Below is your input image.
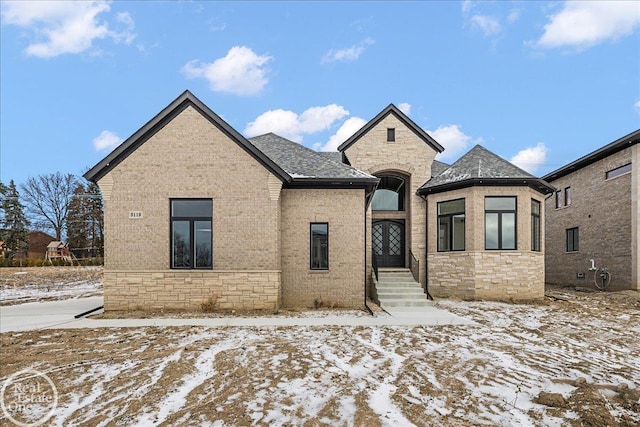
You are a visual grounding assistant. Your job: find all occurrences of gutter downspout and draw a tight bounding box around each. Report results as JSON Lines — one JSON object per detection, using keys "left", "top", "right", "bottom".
{"left": 421, "top": 192, "right": 433, "bottom": 300}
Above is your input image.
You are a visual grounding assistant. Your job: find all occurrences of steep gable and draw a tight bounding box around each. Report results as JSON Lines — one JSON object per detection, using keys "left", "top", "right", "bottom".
{"left": 337, "top": 104, "right": 444, "bottom": 153}
{"left": 84, "top": 90, "right": 289, "bottom": 183}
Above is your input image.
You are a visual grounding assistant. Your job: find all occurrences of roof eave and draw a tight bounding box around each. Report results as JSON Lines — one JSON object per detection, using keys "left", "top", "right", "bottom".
{"left": 542, "top": 129, "right": 640, "bottom": 182}
{"left": 417, "top": 177, "right": 555, "bottom": 197}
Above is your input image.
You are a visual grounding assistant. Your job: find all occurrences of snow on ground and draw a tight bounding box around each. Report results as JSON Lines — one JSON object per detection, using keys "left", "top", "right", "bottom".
{"left": 1, "top": 290, "right": 639, "bottom": 426}
{"left": 0, "top": 280, "right": 102, "bottom": 305}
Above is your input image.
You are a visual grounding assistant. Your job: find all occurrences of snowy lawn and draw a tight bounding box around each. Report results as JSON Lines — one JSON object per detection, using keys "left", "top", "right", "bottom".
{"left": 0, "top": 267, "right": 102, "bottom": 305}
{"left": 1, "top": 287, "right": 639, "bottom": 426}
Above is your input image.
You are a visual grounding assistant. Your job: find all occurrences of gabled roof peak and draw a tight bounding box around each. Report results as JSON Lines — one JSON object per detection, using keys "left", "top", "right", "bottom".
{"left": 337, "top": 104, "right": 444, "bottom": 153}
{"left": 84, "top": 90, "right": 291, "bottom": 183}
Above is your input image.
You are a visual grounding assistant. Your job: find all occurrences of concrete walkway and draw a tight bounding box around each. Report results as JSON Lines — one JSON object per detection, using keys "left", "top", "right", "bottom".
{"left": 0, "top": 297, "right": 475, "bottom": 333}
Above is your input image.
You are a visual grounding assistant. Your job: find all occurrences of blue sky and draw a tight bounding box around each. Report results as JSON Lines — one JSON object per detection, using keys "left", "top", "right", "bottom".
{"left": 1, "top": 1, "right": 639, "bottom": 187}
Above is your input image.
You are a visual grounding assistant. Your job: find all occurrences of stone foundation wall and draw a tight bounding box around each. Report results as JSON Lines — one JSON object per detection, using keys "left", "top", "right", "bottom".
{"left": 428, "top": 251, "right": 544, "bottom": 301}
{"left": 103, "top": 270, "right": 281, "bottom": 311}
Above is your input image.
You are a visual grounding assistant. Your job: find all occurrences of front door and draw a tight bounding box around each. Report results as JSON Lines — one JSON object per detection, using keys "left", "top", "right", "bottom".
{"left": 372, "top": 220, "right": 405, "bottom": 268}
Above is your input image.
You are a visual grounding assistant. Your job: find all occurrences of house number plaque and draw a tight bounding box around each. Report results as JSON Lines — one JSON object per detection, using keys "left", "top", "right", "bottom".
{"left": 129, "top": 211, "right": 143, "bottom": 219}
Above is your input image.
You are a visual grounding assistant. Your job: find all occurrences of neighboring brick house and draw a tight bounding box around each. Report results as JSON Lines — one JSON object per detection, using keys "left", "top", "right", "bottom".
{"left": 85, "top": 91, "right": 554, "bottom": 311}
{"left": 27, "top": 231, "right": 56, "bottom": 260}
{"left": 543, "top": 129, "right": 640, "bottom": 290}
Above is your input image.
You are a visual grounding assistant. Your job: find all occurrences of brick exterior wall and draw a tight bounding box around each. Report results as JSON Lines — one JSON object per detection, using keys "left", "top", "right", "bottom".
{"left": 98, "top": 105, "right": 283, "bottom": 310}
{"left": 545, "top": 146, "right": 637, "bottom": 290}
{"left": 426, "top": 186, "right": 546, "bottom": 300}
{"left": 280, "top": 189, "right": 365, "bottom": 308}
{"left": 343, "top": 113, "right": 437, "bottom": 287}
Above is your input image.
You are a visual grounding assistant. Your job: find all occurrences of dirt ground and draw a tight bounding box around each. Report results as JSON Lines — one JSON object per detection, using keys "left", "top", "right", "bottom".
{"left": 0, "top": 268, "right": 639, "bottom": 426}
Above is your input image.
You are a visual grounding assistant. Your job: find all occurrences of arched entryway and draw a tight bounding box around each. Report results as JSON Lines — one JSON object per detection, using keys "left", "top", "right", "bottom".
{"left": 371, "top": 173, "right": 409, "bottom": 268}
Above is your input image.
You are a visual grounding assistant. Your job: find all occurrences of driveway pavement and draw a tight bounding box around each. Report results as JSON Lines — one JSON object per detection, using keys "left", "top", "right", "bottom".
{"left": 0, "top": 297, "right": 474, "bottom": 332}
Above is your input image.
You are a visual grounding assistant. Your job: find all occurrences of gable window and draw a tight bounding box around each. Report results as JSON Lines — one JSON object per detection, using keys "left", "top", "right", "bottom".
{"left": 564, "top": 187, "right": 571, "bottom": 206}
{"left": 485, "top": 196, "right": 517, "bottom": 250}
{"left": 555, "top": 190, "right": 562, "bottom": 209}
{"left": 566, "top": 227, "right": 579, "bottom": 252}
{"left": 387, "top": 128, "right": 395, "bottom": 142}
{"left": 438, "top": 199, "right": 465, "bottom": 251}
{"left": 372, "top": 175, "right": 405, "bottom": 211}
{"left": 531, "top": 199, "right": 541, "bottom": 252}
{"left": 310, "top": 223, "right": 329, "bottom": 270}
{"left": 606, "top": 163, "right": 631, "bottom": 179}
{"left": 171, "top": 199, "right": 212, "bottom": 269}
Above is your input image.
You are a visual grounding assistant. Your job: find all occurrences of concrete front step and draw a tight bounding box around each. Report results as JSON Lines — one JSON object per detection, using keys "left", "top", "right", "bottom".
{"left": 380, "top": 299, "right": 433, "bottom": 308}
{"left": 377, "top": 286, "right": 425, "bottom": 294}
{"left": 376, "top": 267, "right": 432, "bottom": 309}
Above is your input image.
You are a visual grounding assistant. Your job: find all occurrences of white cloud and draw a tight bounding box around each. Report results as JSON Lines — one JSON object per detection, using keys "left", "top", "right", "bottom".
{"left": 634, "top": 100, "right": 640, "bottom": 115}
{"left": 244, "top": 105, "right": 349, "bottom": 142}
{"left": 397, "top": 103, "right": 411, "bottom": 116}
{"left": 92, "top": 130, "right": 122, "bottom": 151}
{"left": 181, "top": 46, "right": 272, "bottom": 96}
{"left": 317, "top": 117, "right": 367, "bottom": 152}
{"left": 321, "top": 38, "right": 374, "bottom": 64}
{"left": 535, "top": 1, "right": 640, "bottom": 50}
{"left": 470, "top": 14, "right": 502, "bottom": 36}
{"left": 1, "top": 0, "right": 136, "bottom": 58}
{"left": 510, "top": 143, "right": 548, "bottom": 174}
{"left": 507, "top": 9, "right": 520, "bottom": 24}
{"left": 431, "top": 125, "right": 478, "bottom": 162}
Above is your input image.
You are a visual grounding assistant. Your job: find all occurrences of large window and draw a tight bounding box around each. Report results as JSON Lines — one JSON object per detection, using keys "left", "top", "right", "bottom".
{"left": 531, "top": 199, "right": 541, "bottom": 252}
{"left": 171, "top": 199, "right": 212, "bottom": 269}
{"left": 372, "top": 176, "right": 406, "bottom": 211}
{"left": 566, "top": 227, "right": 579, "bottom": 252}
{"left": 555, "top": 191, "right": 562, "bottom": 209}
{"left": 310, "top": 223, "right": 329, "bottom": 270}
{"left": 564, "top": 187, "right": 571, "bottom": 206}
{"left": 485, "top": 196, "right": 517, "bottom": 250}
{"left": 438, "top": 199, "right": 465, "bottom": 251}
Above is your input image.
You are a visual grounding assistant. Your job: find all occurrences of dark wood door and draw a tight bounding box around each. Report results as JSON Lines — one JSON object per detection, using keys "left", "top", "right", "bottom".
{"left": 372, "top": 220, "right": 405, "bottom": 268}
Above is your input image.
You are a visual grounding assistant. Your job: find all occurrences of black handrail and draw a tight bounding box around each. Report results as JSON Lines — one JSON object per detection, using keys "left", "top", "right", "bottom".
{"left": 372, "top": 250, "right": 379, "bottom": 282}
{"left": 410, "top": 250, "right": 433, "bottom": 300}
{"left": 409, "top": 250, "right": 419, "bottom": 282}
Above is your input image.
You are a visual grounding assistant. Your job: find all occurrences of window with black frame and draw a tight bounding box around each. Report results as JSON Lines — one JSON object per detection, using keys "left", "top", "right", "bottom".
{"left": 531, "top": 199, "right": 541, "bottom": 252}
{"left": 485, "top": 196, "right": 517, "bottom": 250}
{"left": 310, "top": 223, "right": 328, "bottom": 270}
{"left": 438, "top": 198, "right": 465, "bottom": 251}
{"left": 170, "top": 199, "right": 212, "bottom": 269}
{"left": 566, "top": 227, "right": 579, "bottom": 252}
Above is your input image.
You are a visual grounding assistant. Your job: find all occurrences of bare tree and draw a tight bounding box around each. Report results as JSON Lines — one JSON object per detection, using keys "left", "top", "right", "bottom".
{"left": 20, "top": 173, "right": 79, "bottom": 241}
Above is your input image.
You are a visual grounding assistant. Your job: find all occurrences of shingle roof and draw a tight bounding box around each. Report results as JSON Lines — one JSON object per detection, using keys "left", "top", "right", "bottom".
{"left": 318, "top": 151, "right": 343, "bottom": 163}
{"left": 419, "top": 145, "right": 554, "bottom": 195}
{"left": 248, "top": 133, "right": 376, "bottom": 181}
{"left": 431, "top": 160, "right": 450, "bottom": 177}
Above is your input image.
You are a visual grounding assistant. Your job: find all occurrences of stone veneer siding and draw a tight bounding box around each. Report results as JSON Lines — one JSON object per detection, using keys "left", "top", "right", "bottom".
{"left": 280, "top": 188, "right": 365, "bottom": 308}
{"left": 343, "top": 113, "right": 437, "bottom": 288}
{"left": 104, "top": 271, "right": 280, "bottom": 311}
{"left": 545, "top": 146, "right": 637, "bottom": 290}
{"left": 98, "top": 105, "right": 283, "bottom": 311}
{"left": 427, "top": 186, "right": 546, "bottom": 300}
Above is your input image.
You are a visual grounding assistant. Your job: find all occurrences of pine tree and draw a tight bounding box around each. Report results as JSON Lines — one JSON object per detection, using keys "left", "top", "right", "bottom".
{"left": 1, "top": 180, "right": 30, "bottom": 259}
{"left": 66, "top": 183, "right": 89, "bottom": 251}
{"left": 87, "top": 182, "right": 104, "bottom": 256}
{"left": 65, "top": 182, "right": 104, "bottom": 257}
